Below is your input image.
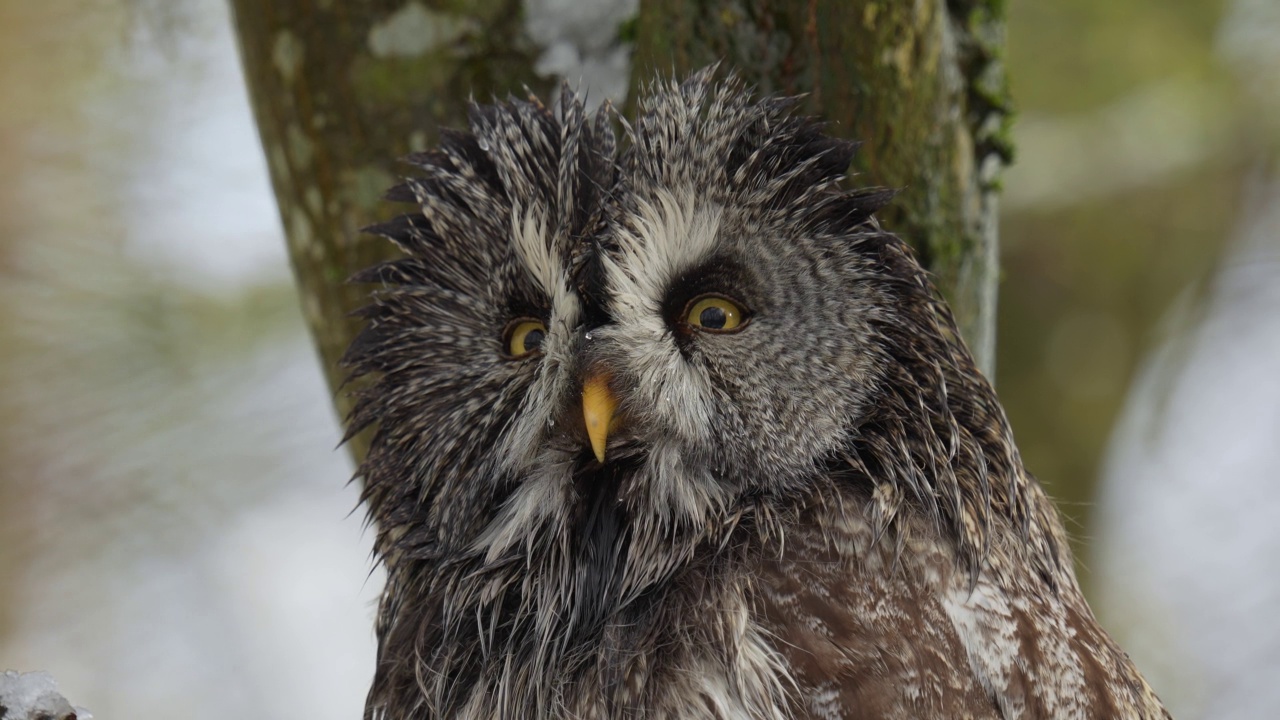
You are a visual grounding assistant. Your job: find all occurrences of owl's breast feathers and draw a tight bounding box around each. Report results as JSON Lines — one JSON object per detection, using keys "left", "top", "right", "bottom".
{"left": 750, "top": 490, "right": 1171, "bottom": 719}
{"left": 367, "top": 478, "right": 1169, "bottom": 719}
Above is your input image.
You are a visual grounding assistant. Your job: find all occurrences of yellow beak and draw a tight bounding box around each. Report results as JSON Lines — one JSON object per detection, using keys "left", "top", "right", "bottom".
{"left": 581, "top": 373, "right": 618, "bottom": 464}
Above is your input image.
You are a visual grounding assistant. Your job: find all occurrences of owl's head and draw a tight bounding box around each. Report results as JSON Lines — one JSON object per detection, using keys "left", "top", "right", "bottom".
{"left": 346, "top": 68, "right": 1020, "bottom": 583}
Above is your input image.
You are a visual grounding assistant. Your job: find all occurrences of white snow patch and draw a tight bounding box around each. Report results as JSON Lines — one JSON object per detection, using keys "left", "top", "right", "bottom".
{"left": 524, "top": 0, "right": 638, "bottom": 108}
{"left": 368, "top": 2, "right": 476, "bottom": 59}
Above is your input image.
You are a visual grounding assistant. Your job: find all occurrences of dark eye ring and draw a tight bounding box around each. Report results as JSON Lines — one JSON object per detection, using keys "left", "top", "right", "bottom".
{"left": 681, "top": 294, "right": 749, "bottom": 333}
{"left": 503, "top": 318, "right": 547, "bottom": 358}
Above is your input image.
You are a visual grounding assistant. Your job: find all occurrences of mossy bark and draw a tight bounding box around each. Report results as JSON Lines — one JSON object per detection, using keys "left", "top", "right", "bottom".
{"left": 230, "top": 1, "right": 552, "bottom": 456}
{"left": 629, "top": 0, "right": 1012, "bottom": 374}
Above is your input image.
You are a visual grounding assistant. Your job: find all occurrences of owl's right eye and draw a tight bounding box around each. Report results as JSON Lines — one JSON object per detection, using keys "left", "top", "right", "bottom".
{"left": 504, "top": 318, "right": 547, "bottom": 358}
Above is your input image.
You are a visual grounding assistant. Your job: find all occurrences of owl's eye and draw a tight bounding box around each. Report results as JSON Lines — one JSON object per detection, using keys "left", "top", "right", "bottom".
{"left": 504, "top": 318, "right": 547, "bottom": 358}
{"left": 683, "top": 295, "right": 747, "bottom": 333}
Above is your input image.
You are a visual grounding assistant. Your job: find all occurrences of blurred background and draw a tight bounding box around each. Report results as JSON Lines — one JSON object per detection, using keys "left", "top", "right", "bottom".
{"left": 0, "top": 0, "right": 1276, "bottom": 718}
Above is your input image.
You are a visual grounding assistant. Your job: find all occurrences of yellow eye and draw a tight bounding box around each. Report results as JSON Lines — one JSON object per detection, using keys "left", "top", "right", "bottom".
{"left": 505, "top": 319, "right": 547, "bottom": 358}
{"left": 684, "top": 295, "right": 746, "bottom": 332}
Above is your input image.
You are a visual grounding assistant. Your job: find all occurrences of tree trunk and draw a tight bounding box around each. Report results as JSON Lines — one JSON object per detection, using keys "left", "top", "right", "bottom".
{"left": 628, "top": 0, "right": 1011, "bottom": 374}
{"left": 231, "top": 0, "right": 1009, "bottom": 462}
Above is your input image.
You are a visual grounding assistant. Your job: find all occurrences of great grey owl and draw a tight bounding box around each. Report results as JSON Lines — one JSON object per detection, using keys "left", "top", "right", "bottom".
{"left": 342, "top": 68, "right": 1171, "bottom": 719}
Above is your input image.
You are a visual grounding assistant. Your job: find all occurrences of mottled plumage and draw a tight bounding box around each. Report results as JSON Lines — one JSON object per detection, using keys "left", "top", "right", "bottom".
{"left": 343, "top": 68, "right": 1170, "bottom": 719}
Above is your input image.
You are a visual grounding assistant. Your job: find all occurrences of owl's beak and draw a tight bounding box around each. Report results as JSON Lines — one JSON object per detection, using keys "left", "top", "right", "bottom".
{"left": 581, "top": 373, "right": 618, "bottom": 464}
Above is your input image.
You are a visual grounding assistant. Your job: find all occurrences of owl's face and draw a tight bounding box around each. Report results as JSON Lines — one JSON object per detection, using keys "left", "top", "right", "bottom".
{"left": 349, "top": 72, "right": 898, "bottom": 567}
{"left": 350, "top": 72, "right": 1026, "bottom": 718}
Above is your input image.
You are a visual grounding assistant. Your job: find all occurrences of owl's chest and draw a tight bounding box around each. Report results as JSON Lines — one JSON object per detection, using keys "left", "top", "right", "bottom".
{"left": 546, "top": 510, "right": 984, "bottom": 720}
{"left": 447, "top": 498, "right": 998, "bottom": 719}
{"left": 559, "top": 606, "right": 794, "bottom": 720}
{"left": 449, "top": 549, "right": 794, "bottom": 719}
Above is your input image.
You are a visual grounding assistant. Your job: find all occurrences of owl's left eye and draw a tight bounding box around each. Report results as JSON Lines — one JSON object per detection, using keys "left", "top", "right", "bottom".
{"left": 683, "top": 295, "right": 748, "bottom": 333}
{"left": 504, "top": 318, "right": 547, "bottom": 358}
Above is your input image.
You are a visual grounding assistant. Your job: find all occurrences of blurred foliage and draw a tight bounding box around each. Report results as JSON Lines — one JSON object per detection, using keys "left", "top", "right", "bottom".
{"left": 0, "top": 0, "right": 333, "bottom": 693}
{"left": 998, "top": 0, "right": 1248, "bottom": 565}
{"left": 1011, "top": 0, "right": 1228, "bottom": 113}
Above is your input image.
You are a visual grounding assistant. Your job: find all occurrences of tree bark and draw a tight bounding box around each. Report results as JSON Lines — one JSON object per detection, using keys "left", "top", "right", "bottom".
{"left": 628, "top": 0, "right": 1011, "bottom": 374}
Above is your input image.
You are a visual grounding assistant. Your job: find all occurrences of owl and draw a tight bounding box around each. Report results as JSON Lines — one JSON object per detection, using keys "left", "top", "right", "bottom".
{"left": 342, "top": 68, "right": 1171, "bottom": 719}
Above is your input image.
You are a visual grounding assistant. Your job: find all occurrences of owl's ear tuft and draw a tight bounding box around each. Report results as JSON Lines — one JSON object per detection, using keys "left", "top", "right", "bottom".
{"left": 363, "top": 213, "right": 438, "bottom": 257}
{"left": 728, "top": 116, "right": 864, "bottom": 212}
{"left": 466, "top": 98, "right": 561, "bottom": 206}
{"left": 437, "top": 128, "right": 504, "bottom": 193}
{"left": 347, "top": 258, "right": 432, "bottom": 287}
{"left": 382, "top": 182, "right": 417, "bottom": 203}
{"left": 807, "top": 187, "right": 898, "bottom": 237}
{"left": 726, "top": 118, "right": 855, "bottom": 188}
{"left": 807, "top": 133, "right": 859, "bottom": 185}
